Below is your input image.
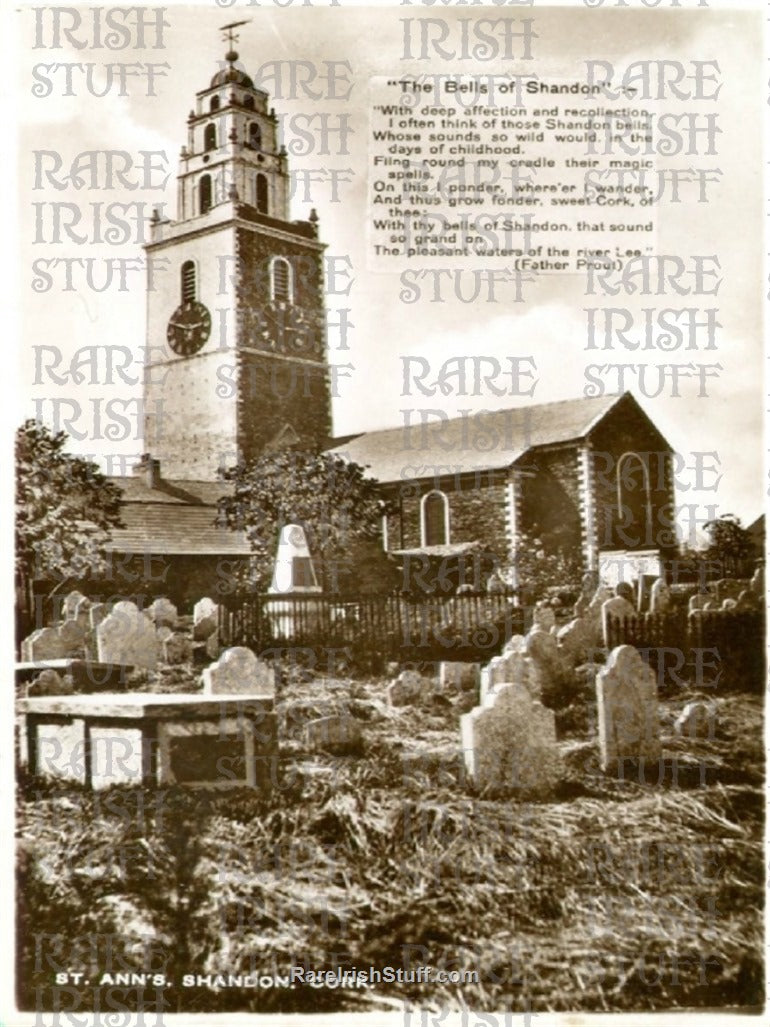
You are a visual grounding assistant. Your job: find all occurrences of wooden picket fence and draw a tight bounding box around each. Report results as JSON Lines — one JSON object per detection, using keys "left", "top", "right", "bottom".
{"left": 218, "top": 591, "right": 525, "bottom": 664}
{"left": 606, "top": 608, "right": 765, "bottom": 688}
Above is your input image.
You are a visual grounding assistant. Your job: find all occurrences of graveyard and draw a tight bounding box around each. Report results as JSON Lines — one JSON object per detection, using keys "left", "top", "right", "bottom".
{"left": 14, "top": 552, "right": 765, "bottom": 1014}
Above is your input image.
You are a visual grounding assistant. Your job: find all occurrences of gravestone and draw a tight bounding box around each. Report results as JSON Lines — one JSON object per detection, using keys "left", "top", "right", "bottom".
{"left": 96, "top": 602, "right": 159, "bottom": 669}
{"left": 736, "top": 589, "right": 759, "bottom": 611}
{"left": 62, "top": 590, "right": 88, "bottom": 621}
{"left": 584, "top": 585, "right": 615, "bottom": 646}
{"left": 439, "top": 662, "right": 479, "bottom": 693}
{"left": 460, "top": 682, "right": 563, "bottom": 797}
{"left": 480, "top": 650, "right": 537, "bottom": 704}
{"left": 601, "top": 596, "right": 638, "bottom": 648}
{"left": 721, "top": 598, "right": 737, "bottom": 611}
{"left": 556, "top": 617, "right": 591, "bottom": 667}
{"left": 21, "top": 627, "right": 66, "bottom": 663}
{"left": 89, "top": 603, "right": 110, "bottom": 630}
{"left": 305, "top": 715, "right": 362, "bottom": 754}
{"left": 649, "top": 578, "right": 671, "bottom": 614}
{"left": 689, "top": 593, "right": 710, "bottom": 614}
{"left": 202, "top": 647, "right": 275, "bottom": 696}
{"left": 713, "top": 578, "right": 744, "bottom": 604}
{"left": 615, "top": 581, "right": 636, "bottom": 605}
{"left": 703, "top": 600, "right": 717, "bottom": 611}
{"left": 387, "top": 670, "right": 424, "bottom": 707}
{"left": 73, "top": 597, "right": 92, "bottom": 629}
{"left": 596, "top": 645, "right": 661, "bottom": 771}
{"left": 58, "top": 620, "right": 87, "bottom": 657}
{"left": 161, "top": 632, "right": 193, "bottom": 665}
{"left": 525, "top": 628, "right": 565, "bottom": 702}
{"left": 193, "top": 597, "right": 219, "bottom": 640}
{"left": 751, "top": 566, "right": 763, "bottom": 597}
{"left": 147, "top": 597, "right": 178, "bottom": 629}
{"left": 674, "top": 701, "right": 715, "bottom": 740}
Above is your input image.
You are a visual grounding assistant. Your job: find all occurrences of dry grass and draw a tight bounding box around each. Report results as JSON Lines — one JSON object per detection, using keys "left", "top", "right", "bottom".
{"left": 16, "top": 668, "right": 764, "bottom": 1014}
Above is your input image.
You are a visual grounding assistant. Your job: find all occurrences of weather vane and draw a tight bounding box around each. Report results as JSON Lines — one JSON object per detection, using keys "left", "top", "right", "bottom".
{"left": 220, "top": 19, "right": 250, "bottom": 57}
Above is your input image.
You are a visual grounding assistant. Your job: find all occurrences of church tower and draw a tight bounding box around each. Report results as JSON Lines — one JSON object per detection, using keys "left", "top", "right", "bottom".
{"left": 143, "top": 25, "right": 331, "bottom": 480}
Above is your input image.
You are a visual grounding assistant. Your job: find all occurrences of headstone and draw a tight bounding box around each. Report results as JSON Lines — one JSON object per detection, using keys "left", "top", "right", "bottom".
{"left": 649, "top": 578, "right": 671, "bottom": 614}
{"left": 556, "top": 617, "right": 591, "bottom": 667}
{"left": 387, "top": 670, "right": 424, "bottom": 707}
{"left": 480, "top": 650, "right": 538, "bottom": 704}
{"left": 202, "top": 646, "right": 275, "bottom": 696}
{"left": 583, "top": 585, "right": 615, "bottom": 646}
{"left": 57, "top": 619, "right": 87, "bottom": 657}
{"left": 62, "top": 590, "right": 88, "bottom": 620}
{"left": 96, "top": 602, "right": 160, "bottom": 669}
{"left": 596, "top": 645, "right": 661, "bottom": 771}
{"left": 205, "top": 632, "right": 221, "bottom": 660}
{"left": 601, "top": 596, "right": 638, "bottom": 648}
{"left": 689, "top": 593, "right": 710, "bottom": 614}
{"left": 73, "top": 597, "right": 92, "bottom": 629}
{"left": 736, "top": 589, "right": 759, "bottom": 611}
{"left": 525, "top": 628, "right": 564, "bottom": 701}
{"left": 439, "top": 662, "right": 479, "bottom": 693}
{"left": 712, "top": 578, "right": 744, "bottom": 604}
{"left": 721, "top": 598, "right": 737, "bottom": 611}
{"left": 21, "top": 627, "right": 66, "bottom": 663}
{"left": 161, "top": 632, "right": 193, "bottom": 665}
{"left": 89, "top": 603, "right": 110, "bottom": 630}
{"left": 147, "top": 597, "right": 178, "bottom": 628}
{"left": 460, "top": 682, "right": 563, "bottom": 797}
{"left": 532, "top": 602, "right": 555, "bottom": 633}
{"left": 193, "top": 597, "right": 219, "bottom": 640}
{"left": 615, "top": 581, "right": 636, "bottom": 605}
{"left": 703, "top": 600, "right": 718, "bottom": 611}
{"left": 674, "top": 701, "right": 715, "bottom": 740}
{"left": 305, "top": 715, "right": 362, "bottom": 754}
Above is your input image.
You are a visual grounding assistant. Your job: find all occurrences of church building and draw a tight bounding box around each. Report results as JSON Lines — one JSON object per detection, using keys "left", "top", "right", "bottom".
{"left": 101, "top": 38, "right": 677, "bottom": 603}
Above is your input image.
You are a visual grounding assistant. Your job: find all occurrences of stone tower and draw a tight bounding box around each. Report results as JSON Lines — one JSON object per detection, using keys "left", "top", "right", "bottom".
{"left": 143, "top": 32, "right": 330, "bottom": 480}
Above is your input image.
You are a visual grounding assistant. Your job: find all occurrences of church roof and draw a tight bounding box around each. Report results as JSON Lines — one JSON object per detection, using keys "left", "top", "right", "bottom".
{"left": 326, "top": 393, "right": 649, "bottom": 483}
{"left": 105, "top": 477, "right": 251, "bottom": 556}
{"left": 210, "top": 65, "right": 254, "bottom": 89}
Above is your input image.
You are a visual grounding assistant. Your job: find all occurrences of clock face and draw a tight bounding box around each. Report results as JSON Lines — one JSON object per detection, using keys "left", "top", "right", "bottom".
{"left": 166, "top": 301, "right": 212, "bottom": 356}
{"left": 258, "top": 302, "right": 318, "bottom": 353}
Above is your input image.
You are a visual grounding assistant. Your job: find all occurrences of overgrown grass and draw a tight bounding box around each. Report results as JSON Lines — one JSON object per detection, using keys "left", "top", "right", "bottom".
{"left": 16, "top": 671, "right": 764, "bottom": 1014}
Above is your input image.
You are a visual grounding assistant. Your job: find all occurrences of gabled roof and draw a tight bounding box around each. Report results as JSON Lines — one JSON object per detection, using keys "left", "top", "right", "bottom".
{"left": 327, "top": 393, "right": 630, "bottom": 483}
{"left": 105, "top": 476, "right": 250, "bottom": 556}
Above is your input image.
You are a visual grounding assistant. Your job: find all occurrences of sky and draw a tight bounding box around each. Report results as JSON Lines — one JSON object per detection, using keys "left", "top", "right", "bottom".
{"left": 11, "top": 0, "right": 766, "bottom": 540}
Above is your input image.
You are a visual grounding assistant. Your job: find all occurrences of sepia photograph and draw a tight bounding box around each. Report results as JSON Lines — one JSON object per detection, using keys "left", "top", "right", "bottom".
{"left": 9, "top": 0, "right": 766, "bottom": 1022}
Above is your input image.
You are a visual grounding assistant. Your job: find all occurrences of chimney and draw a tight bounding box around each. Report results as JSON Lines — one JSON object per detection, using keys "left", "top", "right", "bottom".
{"left": 133, "top": 453, "right": 161, "bottom": 490}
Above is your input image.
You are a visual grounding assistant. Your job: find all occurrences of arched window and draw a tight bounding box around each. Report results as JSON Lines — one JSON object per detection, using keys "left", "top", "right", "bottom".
{"left": 271, "top": 257, "right": 293, "bottom": 304}
{"left": 248, "top": 122, "right": 261, "bottom": 150}
{"left": 199, "top": 174, "right": 212, "bottom": 214}
{"left": 243, "top": 95, "right": 255, "bottom": 110}
{"left": 255, "top": 173, "right": 268, "bottom": 214}
{"left": 210, "top": 96, "right": 220, "bottom": 113}
{"left": 421, "top": 491, "right": 449, "bottom": 547}
{"left": 204, "top": 123, "right": 217, "bottom": 152}
{"left": 180, "top": 261, "right": 196, "bottom": 303}
{"left": 616, "top": 452, "right": 653, "bottom": 547}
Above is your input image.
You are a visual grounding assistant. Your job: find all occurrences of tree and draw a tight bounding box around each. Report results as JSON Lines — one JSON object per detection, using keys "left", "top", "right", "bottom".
{"left": 703, "top": 514, "right": 755, "bottom": 577}
{"left": 217, "top": 449, "right": 392, "bottom": 593}
{"left": 15, "top": 420, "right": 124, "bottom": 621}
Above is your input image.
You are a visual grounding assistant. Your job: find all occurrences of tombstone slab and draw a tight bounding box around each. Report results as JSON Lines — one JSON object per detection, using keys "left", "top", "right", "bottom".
{"left": 193, "top": 597, "right": 219, "bottom": 641}
{"left": 58, "top": 620, "right": 87, "bottom": 657}
{"left": 202, "top": 646, "right": 275, "bottom": 696}
{"left": 62, "top": 591, "right": 88, "bottom": 621}
{"left": 649, "top": 578, "right": 671, "bottom": 615}
{"left": 15, "top": 659, "right": 132, "bottom": 692}
{"left": 305, "top": 715, "right": 362, "bottom": 754}
{"left": 89, "top": 603, "right": 110, "bottom": 630}
{"left": 439, "top": 662, "right": 479, "bottom": 693}
{"left": 461, "top": 682, "right": 563, "bottom": 797}
{"left": 96, "top": 603, "right": 160, "bottom": 669}
{"left": 21, "top": 627, "right": 67, "bottom": 663}
{"left": 147, "top": 598, "right": 178, "bottom": 629}
{"left": 387, "top": 670, "right": 424, "bottom": 707}
{"left": 674, "top": 701, "right": 715, "bottom": 740}
{"left": 480, "top": 650, "right": 538, "bottom": 704}
{"left": 596, "top": 645, "right": 661, "bottom": 771}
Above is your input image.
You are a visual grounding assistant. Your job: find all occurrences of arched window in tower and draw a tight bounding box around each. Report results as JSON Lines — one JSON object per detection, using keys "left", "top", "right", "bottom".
{"left": 248, "top": 122, "right": 261, "bottom": 150}
{"left": 271, "top": 257, "right": 293, "bottom": 305}
{"left": 199, "top": 174, "right": 212, "bottom": 215}
{"left": 421, "top": 491, "right": 449, "bottom": 547}
{"left": 615, "top": 452, "right": 653, "bottom": 548}
{"left": 255, "top": 173, "right": 268, "bottom": 214}
{"left": 243, "top": 95, "right": 255, "bottom": 110}
{"left": 209, "top": 95, "right": 220, "bottom": 113}
{"left": 204, "top": 123, "right": 217, "bottom": 152}
{"left": 180, "top": 261, "right": 196, "bottom": 304}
